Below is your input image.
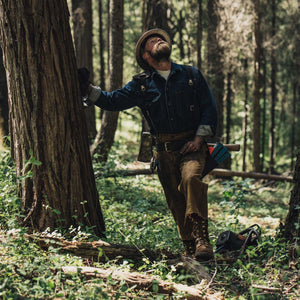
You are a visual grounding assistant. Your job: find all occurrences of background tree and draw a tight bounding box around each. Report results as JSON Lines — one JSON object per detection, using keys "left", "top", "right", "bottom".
{"left": 284, "top": 151, "right": 300, "bottom": 241}
{"left": 207, "top": 0, "right": 225, "bottom": 140}
{"left": 0, "top": 0, "right": 105, "bottom": 236}
{"left": 0, "top": 47, "right": 8, "bottom": 146}
{"left": 72, "top": 0, "right": 97, "bottom": 141}
{"left": 98, "top": 0, "right": 106, "bottom": 90}
{"left": 268, "top": 0, "right": 277, "bottom": 174}
{"left": 252, "top": 0, "right": 262, "bottom": 172}
{"left": 90, "top": 0, "right": 124, "bottom": 161}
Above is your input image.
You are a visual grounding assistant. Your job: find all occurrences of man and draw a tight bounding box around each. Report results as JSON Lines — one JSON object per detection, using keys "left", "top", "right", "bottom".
{"left": 84, "top": 28, "right": 217, "bottom": 261}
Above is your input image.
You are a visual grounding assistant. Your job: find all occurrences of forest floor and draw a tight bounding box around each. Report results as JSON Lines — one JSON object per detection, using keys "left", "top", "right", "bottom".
{"left": 0, "top": 130, "right": 299, "bottom": 299}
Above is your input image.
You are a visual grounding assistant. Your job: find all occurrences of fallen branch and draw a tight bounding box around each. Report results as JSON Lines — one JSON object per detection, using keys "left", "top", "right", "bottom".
{"left": 26, "top": 234, "right": 178, "bottom": 262}
{"left": 95, "top": 167, "right": 293, "bottom": 182}
{"left": 62, "top": 266, "right": 222, "bottom": 299}
{"left": 251, "top": 284, "right": 282, "bottom": 293}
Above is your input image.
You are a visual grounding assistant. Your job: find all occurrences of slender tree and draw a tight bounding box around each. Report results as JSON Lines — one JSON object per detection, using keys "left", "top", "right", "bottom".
{"left": 207, "top": 0, "right": 224, "bottom": 140}
{"left": 197, "top": 0, "right": 203, "bottom": 70}
{"left": 284, "top": 151, "right": 300, "bottom": 241}
{"left": 242, "top": 59, "right": 249, "bottom": 172}
{"left": 252, "top": 0, "right": 262, "bottom": 172}
{"left": 90, "top": 0, "right": 124, "bottom": 162}
{"left": 260, "top": 49, "right": 267, "bottom": 172}
{"left": 72, "top": 0, "right": 96, "bottom": 141}
{"left": 269, "top": 0, "right": 277, "bottom": 174}
{"left": 0, "top": 0, "right": 105, "bottom": 236}
{"left": 98, "top": 0, "right": 106, "bottom": 90}
{"left": 0, "top": 47, "right": 8, "bottom": 145}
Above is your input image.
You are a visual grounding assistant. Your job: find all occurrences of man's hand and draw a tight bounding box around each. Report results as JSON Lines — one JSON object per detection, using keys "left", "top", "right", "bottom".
{"left": 180, "top": 136, "right": 205, "bottom": 155}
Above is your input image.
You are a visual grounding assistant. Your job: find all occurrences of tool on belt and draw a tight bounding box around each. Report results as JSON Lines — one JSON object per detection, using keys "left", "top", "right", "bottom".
{"left": 215, "top": 224, "right": 261, "bottom": 254}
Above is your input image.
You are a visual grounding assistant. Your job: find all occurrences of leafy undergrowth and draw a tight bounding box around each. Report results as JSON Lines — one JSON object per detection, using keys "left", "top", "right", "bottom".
{"left": 0, "top": 149, "right": 299, "bottom": 299}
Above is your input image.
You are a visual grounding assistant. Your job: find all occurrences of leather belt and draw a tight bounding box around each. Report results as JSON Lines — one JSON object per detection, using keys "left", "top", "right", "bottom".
{"left": 155, "top": 139, "right": 189, "bottom": 152}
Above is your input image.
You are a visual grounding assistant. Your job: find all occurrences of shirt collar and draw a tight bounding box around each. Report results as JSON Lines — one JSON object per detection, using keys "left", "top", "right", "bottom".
{"left": 150, "top": 62, "right": 180, "bottom": 79}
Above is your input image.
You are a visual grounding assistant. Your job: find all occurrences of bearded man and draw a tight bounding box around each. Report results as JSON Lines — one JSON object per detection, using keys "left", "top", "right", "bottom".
{"left": 84, "top": 29, "right": 218, "bottom": 261}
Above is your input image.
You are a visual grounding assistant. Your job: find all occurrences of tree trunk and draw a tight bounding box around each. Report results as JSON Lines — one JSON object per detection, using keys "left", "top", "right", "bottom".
{"left": 98, "top": 0, "right": 106, "bottom": 90}
{"left": 90, "top": 0, "right": 123, "bottom": 162}
{"left": 142, "top": 0, "right": 172, "bottom": 36}
{"left": 71, "top": 0, "right": 96, "bottom": 141}
{"left": 261, "top": 49, "right": 267, "bottom": 172}
{"left": 0, "top": 0, "right": 105, "bottom": 236}
{"left": 242, "top": 59, "right": 249, "bottom": 172}
{"left": 291, "top": 83, "right": 297, "bottom": 170}
{"left": 207, "top": 0, "right": 224, "bottom": 140}
{"left": 0, "top": 47, "right": 8, "bottom": 145}
{"left": 197, "top": 0, "right": 203, "bottom": 70}
{"left": 268, "top": 0, "right": 276, "bottom": 174}
{"left": 284, "top": 151, "right": 300, "bottom": 241}
{"left": 224, "top": 72, "right": 232, "bottom": 170}
{"left": 252, "top": 0, "right": 262, "bottom": 172}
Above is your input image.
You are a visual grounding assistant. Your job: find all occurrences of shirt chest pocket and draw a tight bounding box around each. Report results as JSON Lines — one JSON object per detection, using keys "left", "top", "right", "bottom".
{"left": 173, "top": 82, "right": 195, "bottom": 114}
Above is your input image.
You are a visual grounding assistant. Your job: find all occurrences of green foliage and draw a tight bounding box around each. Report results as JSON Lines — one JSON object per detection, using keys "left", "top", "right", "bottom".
{"left": 0, "top": 148, "right": 298, "bottom": 299}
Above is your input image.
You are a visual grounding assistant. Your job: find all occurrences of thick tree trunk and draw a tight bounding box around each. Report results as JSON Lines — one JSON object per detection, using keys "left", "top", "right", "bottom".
{"left": 252, "top": 0, "right": 262, "bottom": 172}
{"left": 0, "top": 0, "right": 105, "bottom": 236}
{"left": 207, "top": 0, "right": 224, "bottom": 140}
{"left": 72, "top": 0, "right": 96, "bottom": 141}
{"left": 0, "top": 47, "right": 8, "bottom": 145}
{"left": 90, "top": 0, "right": 123, "bottom": 162}
{"left": 284, "top": 152, "right": 300, "bottom": 241}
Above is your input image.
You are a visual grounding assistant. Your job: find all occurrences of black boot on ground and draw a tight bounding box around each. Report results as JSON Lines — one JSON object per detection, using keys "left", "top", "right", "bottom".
{"left": 190, "top": 214, "right": 214, "bottom": 261}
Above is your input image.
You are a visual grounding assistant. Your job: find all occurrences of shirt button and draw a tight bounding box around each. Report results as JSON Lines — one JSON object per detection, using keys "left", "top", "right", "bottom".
{"left": 170, "top": 118, "right": 174, "bottom": 121}
{"left": 168, "top": 102, "right": 171, "bottom": 106}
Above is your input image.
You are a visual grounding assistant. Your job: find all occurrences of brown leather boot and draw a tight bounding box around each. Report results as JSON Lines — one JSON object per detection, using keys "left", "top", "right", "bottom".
{"left": 190, "top": 214, "right": 214, "bottom": 261}
{"left": 182, "top": 240, "right": 195, "bottom": 257}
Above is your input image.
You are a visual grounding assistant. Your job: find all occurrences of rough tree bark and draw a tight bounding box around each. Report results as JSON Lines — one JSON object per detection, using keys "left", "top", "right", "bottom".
{"left": 90, "top": 0, "right": 123, "bottom": 162}
{"left": 0, "top": 0, "right": 105, "bottom": 236}
{"left": 72, "top": 0, "right": 97, "bottom": 141}
{"left": 0, "top": 47, "right": 8, "bottom": 145}
{"left": 252, "top": 0, "right": 262, "bottom": 172}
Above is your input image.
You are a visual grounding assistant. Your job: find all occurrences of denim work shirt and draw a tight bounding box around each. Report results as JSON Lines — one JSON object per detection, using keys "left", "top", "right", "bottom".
{"left": 91, "top": 62, "right": 218, "bottom": 136}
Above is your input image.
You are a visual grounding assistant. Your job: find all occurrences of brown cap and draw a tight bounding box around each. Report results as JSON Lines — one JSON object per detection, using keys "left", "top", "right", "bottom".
{"left": 135, "top": 28, "right": 172, "bottom": 70}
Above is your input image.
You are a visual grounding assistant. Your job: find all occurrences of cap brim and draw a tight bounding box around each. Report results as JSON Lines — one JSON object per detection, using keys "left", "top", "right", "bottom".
{"left": 135, "top": 29, "right": 171, "bottom": 70}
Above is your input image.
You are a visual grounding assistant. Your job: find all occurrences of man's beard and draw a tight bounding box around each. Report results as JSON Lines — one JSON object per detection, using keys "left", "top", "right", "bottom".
{"left": 149, "top": 41, "right": 171, "bottom": 62}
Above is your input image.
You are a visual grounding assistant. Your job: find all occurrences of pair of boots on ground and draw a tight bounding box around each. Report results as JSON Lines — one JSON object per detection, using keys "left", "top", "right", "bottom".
{"left": 183, "top": 213, "right": 213, "bottom": 261}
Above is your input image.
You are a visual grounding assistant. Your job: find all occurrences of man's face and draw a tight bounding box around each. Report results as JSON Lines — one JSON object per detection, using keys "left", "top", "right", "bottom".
{"left": 144, "top": 35, "right": 171, "bottom": 62}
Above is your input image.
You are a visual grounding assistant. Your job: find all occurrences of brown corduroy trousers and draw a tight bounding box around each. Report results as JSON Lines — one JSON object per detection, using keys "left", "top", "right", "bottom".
{"left": 155, "top": 133, "right": 209, "bottom": 241}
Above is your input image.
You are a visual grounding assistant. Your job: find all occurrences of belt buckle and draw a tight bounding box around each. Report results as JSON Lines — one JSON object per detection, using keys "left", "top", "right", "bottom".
{"left": 164, "top": 141, "right": 172, "bottom": 152}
